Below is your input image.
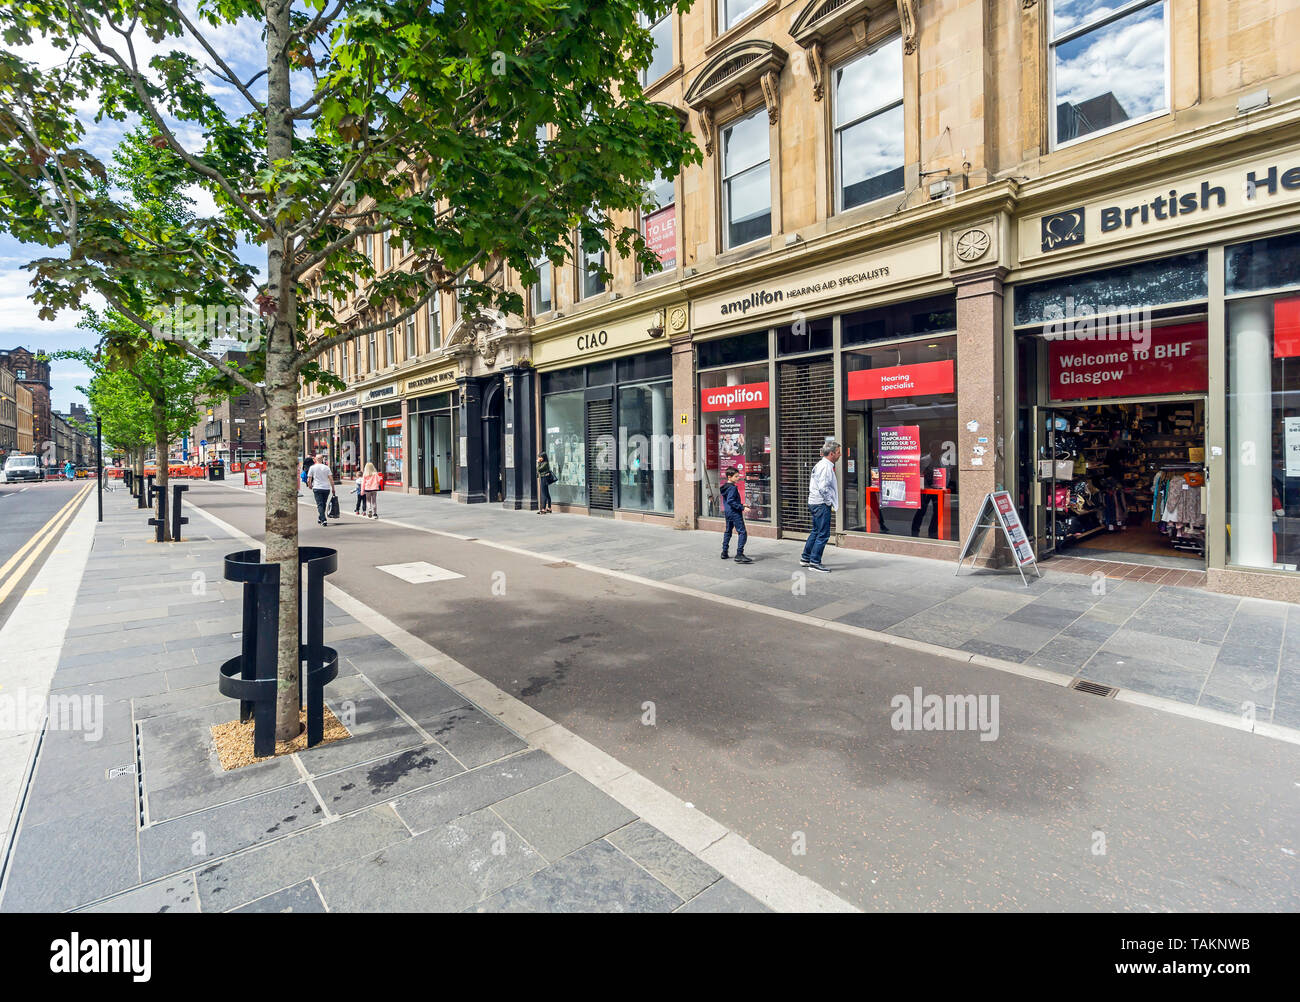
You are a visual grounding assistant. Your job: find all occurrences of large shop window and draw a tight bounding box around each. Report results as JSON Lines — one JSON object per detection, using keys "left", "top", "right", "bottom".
{"left": 1050, "top": 0, "right": 1168, "bottom": 147}
{"left": 1014, "top": 252, "right": 1208, "bottom": 329}
{"left": 1226, "top": 232, "right": 1300, "bottom": 574}
{"left": 337, "top": 413, "right": 360, "bottom": 479}
{"left": 364, "top": 402, "right": 403, "bottom": 487}
{"left": 307, "top": 419, "right": 333, "bottom": 467}
{"left": 833, "top": 36, "right": 904, "bottom": 211}
{"left": 541, "top": 352, "right": 673, "bottom": 511}
{"left": 722, "top": 109, "right": 771, "bottom": 250}
{"left": 842, "top": 338, "right": 959, "bottom": 541}
{"left": 700, "top": 363, "right": 771, "bottom": 522}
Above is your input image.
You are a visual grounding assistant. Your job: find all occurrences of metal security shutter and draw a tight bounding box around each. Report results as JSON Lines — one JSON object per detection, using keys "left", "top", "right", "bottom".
{"left": 585, "top": 397, "right": 614, "bottom": 515}
{"left": 777, "top": 358, "right": 835, "bottom": 535}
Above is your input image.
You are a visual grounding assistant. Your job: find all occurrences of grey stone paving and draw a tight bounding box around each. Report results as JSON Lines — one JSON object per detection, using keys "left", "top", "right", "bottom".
{"left": 348, "top": 489, "right": 1300, "bottom": 727}
{"left": 0, "top": 492, "right": 765, "bottom": 914}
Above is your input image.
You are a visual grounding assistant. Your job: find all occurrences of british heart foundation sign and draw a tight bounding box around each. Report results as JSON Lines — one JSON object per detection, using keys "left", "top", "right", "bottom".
{"left": 1049, "top": 321, "right": 1208, "bottom": 400}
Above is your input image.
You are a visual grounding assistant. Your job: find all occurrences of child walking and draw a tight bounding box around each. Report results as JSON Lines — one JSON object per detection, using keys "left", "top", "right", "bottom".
{"left": 719, "top": 467, "right": 752, "bottom": 563}
{"left": 353, "top": 469, "right": 365, "bottom": 514}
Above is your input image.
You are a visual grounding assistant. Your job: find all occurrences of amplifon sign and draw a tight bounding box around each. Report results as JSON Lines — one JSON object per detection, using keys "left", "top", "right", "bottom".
{"left": 1049, "top": 322, "right": 1208, "bottom": 400}
{"left": 847, "top": 360, "right": 955, "bottom": 401}
{"left": 702, "top": 382, "right": 769, "bottom": 412}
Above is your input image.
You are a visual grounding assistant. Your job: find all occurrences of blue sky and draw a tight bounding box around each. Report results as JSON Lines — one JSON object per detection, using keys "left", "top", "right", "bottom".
{"left": 2, "top": 8, "right": 273, "bottom": 410}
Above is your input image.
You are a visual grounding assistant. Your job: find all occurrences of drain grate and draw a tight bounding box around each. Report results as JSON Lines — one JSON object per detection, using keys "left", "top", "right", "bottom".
{"left": 1070, "top": 678, "right": 1119, "bottom": 698}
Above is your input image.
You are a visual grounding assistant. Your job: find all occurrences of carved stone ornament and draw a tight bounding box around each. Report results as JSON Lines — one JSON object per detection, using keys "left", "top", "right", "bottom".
{"left": 955, "top": 227, "right": 992, "bottom": 263}
{"left": 475, "top": 330, "right": 501, "bottom": 367}
{"left": 806, "top": 42, "right": 825, "bottom": 102}
{"left": 761, "top": 70, "right": 780, "bottom": 124}
{"left": 699, "top": 106, "right": 715, "bottom": 157}
{"left": 669, "top": 306, "right": 688, "bottom": 332}
{"left": 898, "top": 0, "right": 917, "bottom": 54}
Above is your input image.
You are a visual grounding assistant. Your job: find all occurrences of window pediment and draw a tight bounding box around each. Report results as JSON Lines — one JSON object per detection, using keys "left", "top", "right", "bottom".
{"left": 792, "top": 0, "right": 914, "bottom": 100}
{"left": 685, "top": 40, "right": 788, "bottom": 155}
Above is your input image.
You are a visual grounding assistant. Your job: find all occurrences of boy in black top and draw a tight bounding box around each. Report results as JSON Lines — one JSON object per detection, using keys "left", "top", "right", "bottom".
{"left": 720, "top": 467, "right": 752, "bottom": 563}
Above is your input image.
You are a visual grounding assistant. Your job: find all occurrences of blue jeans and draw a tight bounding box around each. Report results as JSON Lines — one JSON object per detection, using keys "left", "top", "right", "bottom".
{"left": 801, "top": 504, "right": 832, "bottom": 564}
{"left": 722, "top": 512, "right": 747, "bottom": 556}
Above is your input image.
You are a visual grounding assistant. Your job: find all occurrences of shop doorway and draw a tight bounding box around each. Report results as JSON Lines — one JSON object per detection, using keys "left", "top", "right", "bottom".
{"left": 416, "top": 411, "right": 455, "bottom": 494}
{"left": 483, "top": 380, "right": 504, "bottom": 503}
{"left": 777, "top": 357, "right": 835, "bottom": 535}
{"left": 1031, "top": 398, "right": 1207, "bottom": 567}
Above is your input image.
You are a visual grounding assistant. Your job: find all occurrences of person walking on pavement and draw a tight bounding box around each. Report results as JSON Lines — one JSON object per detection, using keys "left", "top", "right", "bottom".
{"left": 719, "top": 467, "right": 753, "bottom": 563}
{"left": 800, "top": 440, "right": 840, "bottom": 572}
{"left": 362, "top": 462, "right": 382, "bottom": 518}
{"left": 353, "top": 469, "right": 365, "bottom": 514}
{"left": 306, "top": 454, "right": 335, "bottom": 527}
{"left": 536, "top": 450, "right": 554, "bottom": 514}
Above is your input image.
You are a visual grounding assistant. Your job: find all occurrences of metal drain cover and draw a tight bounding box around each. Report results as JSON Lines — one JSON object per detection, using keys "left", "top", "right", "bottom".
{"left": 1070, "top": 678, "right": 1118, "bottom": 698}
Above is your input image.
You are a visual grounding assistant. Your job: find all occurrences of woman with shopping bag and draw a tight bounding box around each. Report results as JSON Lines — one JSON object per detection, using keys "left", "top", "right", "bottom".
{"left": 362, "top": 462, "right": 382, "bottom": 519}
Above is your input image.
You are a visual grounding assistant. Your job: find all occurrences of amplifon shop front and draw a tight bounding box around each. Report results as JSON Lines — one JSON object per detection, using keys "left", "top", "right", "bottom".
{"left": 690, "top": 233, "right": 967, "bottom": 553}
{"left": 1011, "top": 143, "right": 1300, "bottom": 602}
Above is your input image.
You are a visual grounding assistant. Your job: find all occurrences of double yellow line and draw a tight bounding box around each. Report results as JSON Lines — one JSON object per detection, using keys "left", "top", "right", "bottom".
{"left": 0, "top": 483, "right": 93, "bottom": 608}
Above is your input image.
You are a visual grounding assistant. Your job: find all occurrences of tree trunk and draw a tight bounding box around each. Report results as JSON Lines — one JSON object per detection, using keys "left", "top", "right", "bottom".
{"left": 152, "top": 400, "right": 171, "bottom": 540}
{"left": 266, "top": 0, "right": 300, "bottom": 742}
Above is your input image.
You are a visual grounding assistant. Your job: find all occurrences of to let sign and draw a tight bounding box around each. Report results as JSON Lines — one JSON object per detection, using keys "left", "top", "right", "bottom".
{"left": 1049, "top": 322, "right": 1208, "bottom": 400}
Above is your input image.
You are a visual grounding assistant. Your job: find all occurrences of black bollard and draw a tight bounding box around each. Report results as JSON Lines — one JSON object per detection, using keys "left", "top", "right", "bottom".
{"left": 137, "top": 474, "right": 149, "bottom": 508}
{"left": 147, "top": 486, "right": 168, "bottom": 542}
{"left": 170, "top": 483, "right": 189, "bottom": 541}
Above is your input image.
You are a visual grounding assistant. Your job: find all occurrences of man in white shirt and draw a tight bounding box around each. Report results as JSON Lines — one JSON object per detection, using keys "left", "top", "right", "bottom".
{"left": 306, "top": 454, "right": 335, "bottom": 527}
{"left": 800, "top": 440, "right": 840, "bottom": 572}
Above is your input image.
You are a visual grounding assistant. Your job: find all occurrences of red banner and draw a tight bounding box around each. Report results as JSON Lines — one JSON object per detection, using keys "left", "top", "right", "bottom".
{"left": 847, "top": 360, "right": 955, "bottom": 401}
{"left": 1049, "top": 322, "right": 1208, "bottom": 400}
{"left": 701, "top": 381, "right": 769, "bottom": 412}
{"left": 644, "top": 205, "right": 676, "bottom": 267}
{"left": 1276, "top": 297, "right": 1300, "bottom": 359}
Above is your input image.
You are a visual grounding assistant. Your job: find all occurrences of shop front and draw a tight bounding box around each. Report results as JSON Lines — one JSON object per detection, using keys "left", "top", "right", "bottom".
{"left": 404, "top": 367, "right": 459, "bottom": 495}
{"left": 1011, "top": 143, "right": 1300, "bottom": 601}
{"left": 532, "top": 310, "right": 679, "bottom": 520}
{"left": 360, "top": 383, "right": 403, "bottom": 488}
{"left": 332, "top": 395, "right": 360, "bottom": 481}
{"left": 304, "top": 405, "right": 332, "bottom": 466}
{"left": 690, "top": 234, "right": 960, "bottom": 553}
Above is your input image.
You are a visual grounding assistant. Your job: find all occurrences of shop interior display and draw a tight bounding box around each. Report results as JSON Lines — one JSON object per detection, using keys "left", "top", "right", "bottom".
{"left": 1040, "top": 401, "right": 1206, "bottom": 558}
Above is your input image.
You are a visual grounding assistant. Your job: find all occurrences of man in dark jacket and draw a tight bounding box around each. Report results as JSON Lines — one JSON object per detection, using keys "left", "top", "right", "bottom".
{"left": 720, "top": 467, "right": 752, "bottom": 563}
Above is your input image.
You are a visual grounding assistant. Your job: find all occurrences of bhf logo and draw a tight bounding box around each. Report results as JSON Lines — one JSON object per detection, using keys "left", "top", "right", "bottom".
{"left": 1041, "top": 207, "right": 1086, "bottom": 252}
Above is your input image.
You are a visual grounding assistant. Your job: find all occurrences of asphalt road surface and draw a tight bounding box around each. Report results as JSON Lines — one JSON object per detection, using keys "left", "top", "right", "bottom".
{"left": 186, "top": 483, "right": 1300, "bottom": 911}
{"left": 0, "top": 479, "right": 92, "bottom": 633}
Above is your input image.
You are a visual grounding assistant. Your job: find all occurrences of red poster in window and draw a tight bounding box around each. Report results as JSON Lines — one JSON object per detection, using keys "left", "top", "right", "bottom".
{"left": 1275, "top": 297, "right": 1300, "bottom": 359}
{"left": 701, "top": 381, "right": 769, "bottom": 412}
{"left": 1049, "top": 322, "right": 1208, "bottom": 400}
{"left": 847, "top": 360, "right": 955, "bottom": 401}
{"left": 644, "top": 205, "right": 676, "bottom": 267}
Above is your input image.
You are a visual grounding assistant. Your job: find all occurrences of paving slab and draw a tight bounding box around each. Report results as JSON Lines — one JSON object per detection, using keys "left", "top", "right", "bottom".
{"left": 473, "top": 839, "right": 682, "bottom": 913}
{"left": 490, "top": 772, "right": 637, "bottom": 863}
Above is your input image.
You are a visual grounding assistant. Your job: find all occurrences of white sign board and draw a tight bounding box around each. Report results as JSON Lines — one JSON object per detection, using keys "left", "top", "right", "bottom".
{"left": 956, "top": 491, "right": 1041, "bottom": 586}
{"left": 1286, "top": 417, "right": 1300, "bottom": 477}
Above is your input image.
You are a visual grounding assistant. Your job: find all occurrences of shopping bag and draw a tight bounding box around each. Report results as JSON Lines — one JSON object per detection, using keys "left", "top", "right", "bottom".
{"left": 328, "top": 494, "right": 340, "bottom": 519}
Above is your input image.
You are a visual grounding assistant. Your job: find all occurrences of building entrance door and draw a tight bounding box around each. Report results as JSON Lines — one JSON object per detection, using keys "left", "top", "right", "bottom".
{"left": 585, "top": 393, "right": 615, "bottom": 516}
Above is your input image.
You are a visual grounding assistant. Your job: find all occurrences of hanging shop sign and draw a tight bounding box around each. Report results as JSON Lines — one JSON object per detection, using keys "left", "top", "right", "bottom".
{"left": 701, "top": 381, "right": 769, "bottom": 412}
{"left": 1048, "top": 322, "right": 1208, "bottom": 401}
{"left": 847, "top": 360, "right": 954, "bottom": 401}
{"left": 1024, "top": 146, "right": 1300, "bottom": 261}
{"left": 877, "top": 425, "right": 922, "bottom": 509}
{"left": 691, "top": 235, "right": 942, "bottom": 329}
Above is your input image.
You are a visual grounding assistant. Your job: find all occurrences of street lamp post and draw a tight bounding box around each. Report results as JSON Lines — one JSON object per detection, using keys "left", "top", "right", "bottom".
{"left": 96, "top": 415, "right": 103, "bottom": 522}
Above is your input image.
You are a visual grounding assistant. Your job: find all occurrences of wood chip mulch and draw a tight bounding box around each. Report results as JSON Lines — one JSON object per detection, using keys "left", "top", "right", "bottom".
{"left": 211, "top": 706, "right": 350, "bottom": 770}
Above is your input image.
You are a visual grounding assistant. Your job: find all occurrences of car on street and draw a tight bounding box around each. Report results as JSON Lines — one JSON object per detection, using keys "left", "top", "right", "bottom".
{"left": 1, "top": 454, "right": 44, "bottom": 483}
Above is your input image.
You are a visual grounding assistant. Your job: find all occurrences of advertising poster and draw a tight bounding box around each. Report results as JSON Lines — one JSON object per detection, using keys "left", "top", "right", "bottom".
{"left": 878, "top": 425, "right": 921, "bottom": 509}
{"left": 384, "top": 416, "right": 403, "bottom": 487}
{"left": 1286, "top": 416, "right": 1300, "bottom": 477}
{"left": 644, "top": 205, "right": 676, "bottom": 268}
{"left": 993, "top": 491, "right": 1036, "bottom": 566}
{"left": 717, "top": 414, "right": 746, "bottom": 503}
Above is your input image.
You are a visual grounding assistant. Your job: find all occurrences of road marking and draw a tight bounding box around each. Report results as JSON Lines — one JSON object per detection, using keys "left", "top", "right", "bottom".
{"left": 0, "top": 484, "right": 92, "bottom": 604}
{"left": 186, "top": 497, "right": 858, "bottom": 914}
{"left": 375, "top": 561, "right": 464, "bottom": 583}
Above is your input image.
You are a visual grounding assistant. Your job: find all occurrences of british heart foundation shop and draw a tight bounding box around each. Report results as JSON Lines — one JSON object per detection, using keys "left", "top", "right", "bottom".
{"left": 1020, "top": 320, "right": 1210, "bottom": 569}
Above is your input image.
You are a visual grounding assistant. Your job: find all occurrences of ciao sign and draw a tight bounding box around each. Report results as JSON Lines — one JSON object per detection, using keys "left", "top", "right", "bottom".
{"left": 577, "top": 329, "right": 609, "bottom": 352}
